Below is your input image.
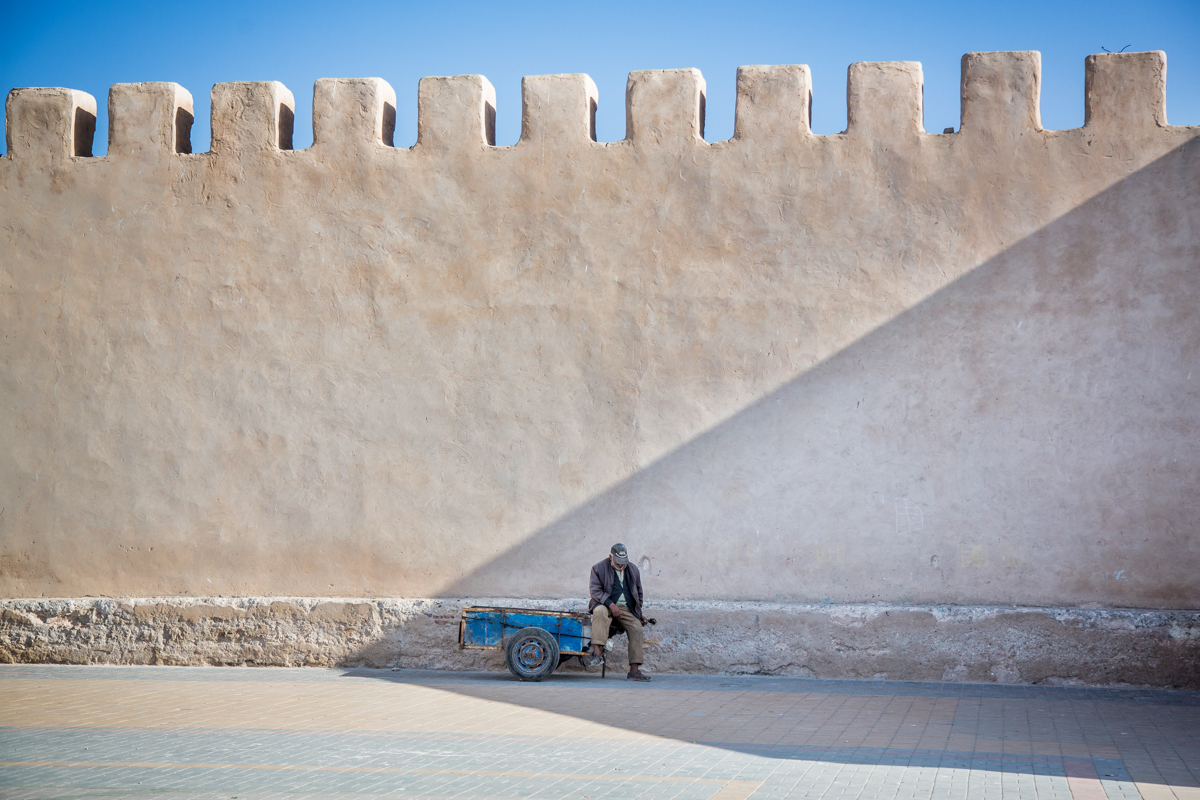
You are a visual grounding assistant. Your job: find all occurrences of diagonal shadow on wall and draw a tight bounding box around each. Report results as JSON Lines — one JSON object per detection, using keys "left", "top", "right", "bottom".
{"left": 347, "top": 139, "right": 1200, "bottom": 782}
{"left": 438, "top": 136, "right": 1200, "bottom": 611}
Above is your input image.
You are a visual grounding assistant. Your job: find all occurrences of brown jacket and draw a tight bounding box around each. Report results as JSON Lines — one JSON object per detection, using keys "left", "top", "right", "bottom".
{"left": 588, "top": 558, "right": 644, "bottom": 620}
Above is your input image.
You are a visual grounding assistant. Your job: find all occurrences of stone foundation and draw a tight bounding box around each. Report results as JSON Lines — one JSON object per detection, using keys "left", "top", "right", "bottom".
{"left": 2, "top": 598, "right": 1196, "bottom": 688}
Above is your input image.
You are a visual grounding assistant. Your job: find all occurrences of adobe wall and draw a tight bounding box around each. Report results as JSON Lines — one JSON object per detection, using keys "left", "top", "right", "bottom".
{"left": 1, "top": 51, "right": 1198, "bottom": 682}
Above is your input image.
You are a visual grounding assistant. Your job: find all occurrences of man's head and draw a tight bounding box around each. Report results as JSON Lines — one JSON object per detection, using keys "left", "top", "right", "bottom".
{"left": 609, "top": 543, "right": 629, "bottom": 569}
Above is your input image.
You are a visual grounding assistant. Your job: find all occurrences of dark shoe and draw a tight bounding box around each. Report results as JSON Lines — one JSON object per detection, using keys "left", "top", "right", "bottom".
{"left": 626, "top": 671, "right": 651, "bottom": 681}
{"left": 584, "top": 653, "right": 604, "bottom": 667}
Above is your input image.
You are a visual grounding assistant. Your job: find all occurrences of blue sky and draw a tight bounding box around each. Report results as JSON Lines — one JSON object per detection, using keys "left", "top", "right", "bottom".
{"left": 2, "top": 0, "right": 1197, "bottom": 155}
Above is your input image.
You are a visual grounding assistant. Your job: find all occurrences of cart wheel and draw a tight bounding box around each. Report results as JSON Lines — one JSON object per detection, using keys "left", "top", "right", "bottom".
{"left": 505, "top": 627, "right": 560, "bottom": 682}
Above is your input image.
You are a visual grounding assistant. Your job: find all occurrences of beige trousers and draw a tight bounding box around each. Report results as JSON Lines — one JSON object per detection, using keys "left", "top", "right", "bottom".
{"left": 591, "top": 604, "right": 644, "bottom": 665}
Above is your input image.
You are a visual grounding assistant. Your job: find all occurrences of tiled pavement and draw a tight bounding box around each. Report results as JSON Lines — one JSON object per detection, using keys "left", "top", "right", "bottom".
{"left": 1, "top": 665, "right": 1198, "bottom": 799}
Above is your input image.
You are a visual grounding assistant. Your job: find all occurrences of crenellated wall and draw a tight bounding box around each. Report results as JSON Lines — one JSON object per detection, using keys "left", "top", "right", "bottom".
{"left": 1, "top": 51, "right": 1198, "bottom": 680}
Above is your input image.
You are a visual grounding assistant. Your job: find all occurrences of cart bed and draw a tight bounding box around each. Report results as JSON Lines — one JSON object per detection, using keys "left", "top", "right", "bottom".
{"left": 458, "top": 606, "right": 591, "bottom": 655}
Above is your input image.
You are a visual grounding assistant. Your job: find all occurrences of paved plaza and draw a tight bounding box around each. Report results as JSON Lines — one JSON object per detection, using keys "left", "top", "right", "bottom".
{"left": 1, "top": 664, "right": 1198, "bottom": 799}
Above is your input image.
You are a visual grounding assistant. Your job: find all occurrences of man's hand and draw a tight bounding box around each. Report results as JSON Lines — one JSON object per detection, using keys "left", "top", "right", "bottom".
{"left": 608, "top": 603, "right": 622, "bottom": 618}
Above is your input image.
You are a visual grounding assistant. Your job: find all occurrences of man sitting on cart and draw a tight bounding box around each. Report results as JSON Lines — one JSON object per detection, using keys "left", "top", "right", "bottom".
{"left": 586, "top": 543, "right": 651, "bottom": 681}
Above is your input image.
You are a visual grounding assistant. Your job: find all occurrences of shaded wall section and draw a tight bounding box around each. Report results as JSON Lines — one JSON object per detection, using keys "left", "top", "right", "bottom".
{"left": 449, "top": 137, "right": 1200, "bottom": 609}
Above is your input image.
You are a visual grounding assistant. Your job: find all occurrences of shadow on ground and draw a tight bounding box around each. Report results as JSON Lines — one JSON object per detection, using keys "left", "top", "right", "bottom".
{"left": 353, "top": 667, "right": 1200, "bottom": 788}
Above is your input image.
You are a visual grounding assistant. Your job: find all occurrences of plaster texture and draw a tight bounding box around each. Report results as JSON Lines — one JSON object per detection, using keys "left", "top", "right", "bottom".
{"left": 2, "top": 597, "right": 1197, "bottom": 687}
{"left": 1, "top": 51, "right": 1199, "bottom": 681}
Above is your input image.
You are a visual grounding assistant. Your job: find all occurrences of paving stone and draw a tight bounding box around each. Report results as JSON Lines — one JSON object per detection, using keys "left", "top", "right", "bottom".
{"left": 1, "top": 665, "right": 1199, "bottom": 798}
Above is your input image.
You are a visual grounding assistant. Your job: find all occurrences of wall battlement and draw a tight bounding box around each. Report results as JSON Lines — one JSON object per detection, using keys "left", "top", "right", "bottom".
{"left": 1, "top": 51, "right": 1180, "bottom": 172}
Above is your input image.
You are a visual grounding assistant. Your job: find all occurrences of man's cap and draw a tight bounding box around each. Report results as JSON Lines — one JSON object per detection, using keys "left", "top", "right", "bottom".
{"left": 610, "top": 543, "right": 629, "bottom": 565}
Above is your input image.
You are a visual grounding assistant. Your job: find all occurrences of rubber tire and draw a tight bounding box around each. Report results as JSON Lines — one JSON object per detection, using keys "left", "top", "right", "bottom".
{"left": 505, "top": 627, "right": 560, "bottom": 682}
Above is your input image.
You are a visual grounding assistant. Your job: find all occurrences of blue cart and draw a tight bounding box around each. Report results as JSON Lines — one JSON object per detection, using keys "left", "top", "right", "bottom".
{"left": 458, "top": 606, "right": 592, "bottom": 681}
